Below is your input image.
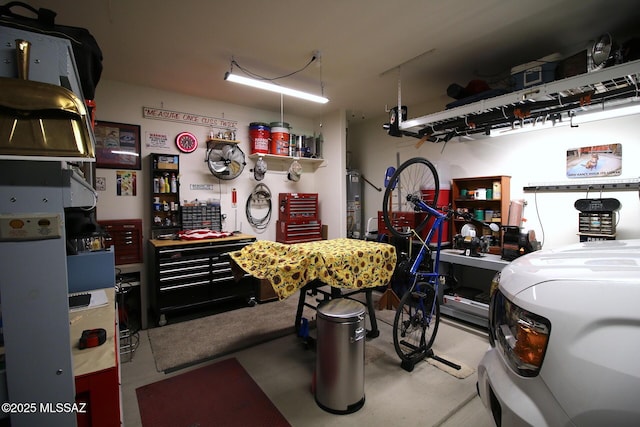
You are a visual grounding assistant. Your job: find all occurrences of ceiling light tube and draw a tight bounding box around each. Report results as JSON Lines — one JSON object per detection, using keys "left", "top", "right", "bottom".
{"left": 224, "top": 72, "right": 329, "bottom": 104}
{"left": 573, "top": 102, "right": 640, "bottom": 124}
{"left": 489, "top": 119, "right": 569, "bottom": 137}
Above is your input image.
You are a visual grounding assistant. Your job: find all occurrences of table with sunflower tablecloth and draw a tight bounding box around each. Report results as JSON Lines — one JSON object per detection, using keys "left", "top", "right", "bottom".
{"left": 230, "top": 238, "right": 397, "bottom": 338}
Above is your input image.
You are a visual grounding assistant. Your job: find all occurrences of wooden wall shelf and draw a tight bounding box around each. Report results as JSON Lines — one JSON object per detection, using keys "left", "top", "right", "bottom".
{"left": 248, "top": 153, "right": 325, "bottom": 172}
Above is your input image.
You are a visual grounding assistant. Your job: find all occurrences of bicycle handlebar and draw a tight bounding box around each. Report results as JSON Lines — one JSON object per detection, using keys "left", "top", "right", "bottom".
{"left": 407, "top": 195, "right": 443, "bottom": 217}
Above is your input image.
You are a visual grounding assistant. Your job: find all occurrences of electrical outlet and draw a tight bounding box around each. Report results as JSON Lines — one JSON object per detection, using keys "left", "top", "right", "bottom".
{"left": 0, "top": 213, "right": 62, "bottom": 241}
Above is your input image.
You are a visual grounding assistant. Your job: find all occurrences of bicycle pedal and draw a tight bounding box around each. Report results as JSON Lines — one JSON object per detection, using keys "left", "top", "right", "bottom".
{"left": 411, "top": 291, "right": 427, "bottom": 299}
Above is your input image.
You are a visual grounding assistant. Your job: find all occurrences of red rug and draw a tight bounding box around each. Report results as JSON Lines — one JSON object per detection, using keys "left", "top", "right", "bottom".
{"left": 136, "top": 357, "right": 291, "bottom": 427}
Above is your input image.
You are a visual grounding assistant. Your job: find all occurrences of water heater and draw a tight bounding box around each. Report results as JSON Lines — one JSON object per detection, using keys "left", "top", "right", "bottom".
{"left": 346, "top": 170, "right": 362, "bottom": 238}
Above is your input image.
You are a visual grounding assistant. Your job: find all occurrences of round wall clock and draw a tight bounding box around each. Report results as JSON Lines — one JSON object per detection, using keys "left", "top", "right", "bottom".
{"left": 175, "top": 131, "right": 198, "bottom": 153}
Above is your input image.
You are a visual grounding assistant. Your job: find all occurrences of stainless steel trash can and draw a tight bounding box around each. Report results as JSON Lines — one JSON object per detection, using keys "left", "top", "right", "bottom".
{"left": 315, "top": 298, "right": 366, "bottom": 414}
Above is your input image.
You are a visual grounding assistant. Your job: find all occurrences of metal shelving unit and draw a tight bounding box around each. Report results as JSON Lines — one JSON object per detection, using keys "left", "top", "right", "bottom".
{"left": 397, "top": 60, "right": 640, "bottom": 141}
{"left": 150, "top": 153, "right": 181, "bottom": 239}
{"left": 434, "top": 250, "right": 510, "bottom": 328}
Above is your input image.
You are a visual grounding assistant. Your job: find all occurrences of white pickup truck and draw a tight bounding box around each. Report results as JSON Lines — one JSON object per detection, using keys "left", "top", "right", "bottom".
{"left": 478, "top": 239, "right": 640, "bottom": 427}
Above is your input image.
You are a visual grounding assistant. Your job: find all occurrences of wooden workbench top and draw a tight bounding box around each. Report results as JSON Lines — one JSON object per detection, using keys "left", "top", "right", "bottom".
{"left": 148, "top": 233, "right": 256, "bottom": 248}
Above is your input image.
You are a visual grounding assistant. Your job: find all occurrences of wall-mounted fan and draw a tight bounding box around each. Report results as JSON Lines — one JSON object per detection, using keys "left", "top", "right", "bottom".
{"left": 206, "top": 142, "right": 246, "bottom": 180}
{"left": 589, "top": 33, "right": 619, "bottom": 71}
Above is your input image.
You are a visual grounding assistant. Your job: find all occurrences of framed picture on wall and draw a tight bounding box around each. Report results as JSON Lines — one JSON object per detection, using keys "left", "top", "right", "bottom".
{"left": 94, "top": 121, "right": 142, "bottom": 170}
{"left": 566, "top": 143, "right": 622, "bottom": 178}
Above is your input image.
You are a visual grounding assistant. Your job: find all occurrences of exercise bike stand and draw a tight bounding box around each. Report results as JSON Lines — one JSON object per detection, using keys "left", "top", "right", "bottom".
{"left": 400, "top": 348, "right": 462, "bottom": 372}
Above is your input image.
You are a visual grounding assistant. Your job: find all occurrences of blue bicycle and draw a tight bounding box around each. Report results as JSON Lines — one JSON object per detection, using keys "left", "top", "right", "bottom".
{"left": 382, "top": 157, "right": 497, "bottom": 371}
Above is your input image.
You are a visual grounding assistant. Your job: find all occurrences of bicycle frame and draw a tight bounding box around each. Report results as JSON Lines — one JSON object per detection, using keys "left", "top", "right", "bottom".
{"left": 406, "top": 197, "right": 447, "bottom": 286}
{"left": 388, "top": 159, "right": 466, "bottom": 371}
{"left": 391, "top": 196, "right": 447, "bottom": 366}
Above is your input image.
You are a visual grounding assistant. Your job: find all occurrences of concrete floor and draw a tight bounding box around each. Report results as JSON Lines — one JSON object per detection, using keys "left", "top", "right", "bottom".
{"left": 121, "top": 299, "right": 496, "bottom": 427}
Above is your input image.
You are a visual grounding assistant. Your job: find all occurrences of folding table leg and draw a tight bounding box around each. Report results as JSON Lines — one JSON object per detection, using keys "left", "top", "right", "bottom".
{"left": 365, "top": 290, "right": 380, "bottom": 338}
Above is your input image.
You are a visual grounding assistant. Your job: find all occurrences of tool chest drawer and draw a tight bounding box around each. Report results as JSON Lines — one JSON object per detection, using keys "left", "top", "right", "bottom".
{"left": 276, "top": 220, "right": 323, "bottom": 243}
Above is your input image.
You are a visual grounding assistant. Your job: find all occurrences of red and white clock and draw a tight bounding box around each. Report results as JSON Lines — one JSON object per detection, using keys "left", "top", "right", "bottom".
{"left": 175, "top": 131, "right": 198, "bottom": 153}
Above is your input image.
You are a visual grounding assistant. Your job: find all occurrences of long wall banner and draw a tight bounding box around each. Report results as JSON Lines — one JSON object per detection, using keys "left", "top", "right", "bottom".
{"left": 142, "top": 107, "right": 238, "bottom": 130}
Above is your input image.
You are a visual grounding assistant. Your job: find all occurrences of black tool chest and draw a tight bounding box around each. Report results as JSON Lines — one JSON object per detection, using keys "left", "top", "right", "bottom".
{"left": 148, "top": 234, "right": 256, "bottom": 326}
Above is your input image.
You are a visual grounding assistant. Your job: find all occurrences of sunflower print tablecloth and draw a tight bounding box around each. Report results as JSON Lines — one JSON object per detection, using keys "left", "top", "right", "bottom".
{"left": 230, "top": 238, "right": 397, "bottom": 300}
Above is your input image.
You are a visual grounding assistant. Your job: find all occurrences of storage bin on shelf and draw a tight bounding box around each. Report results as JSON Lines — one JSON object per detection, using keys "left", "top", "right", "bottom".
{"left": 181, "top": 200, "right": 222, "bottom": 231}
{"left": 510, "top": 53, "right": 561, "bottom": 91}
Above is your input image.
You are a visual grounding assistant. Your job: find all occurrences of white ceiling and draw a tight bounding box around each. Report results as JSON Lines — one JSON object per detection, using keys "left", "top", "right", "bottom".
{"left": 23, "top": 0, "right": 640, "bottom": 121}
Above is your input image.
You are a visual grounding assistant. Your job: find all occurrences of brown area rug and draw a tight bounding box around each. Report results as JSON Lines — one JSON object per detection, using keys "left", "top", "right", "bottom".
{"left": 136, "top": 357, "right": 290, "bottom": 427}
{"left": 148, "top": 296, "right": 315, "bottom": 373}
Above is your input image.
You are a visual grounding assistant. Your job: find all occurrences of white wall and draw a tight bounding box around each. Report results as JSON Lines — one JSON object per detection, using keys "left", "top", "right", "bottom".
{"left": 349, "top": 112, "right": 640, "bottom": 250}
{"left": 311, "top": 109, "right": 348, "bottom": 240}
{"left": 93, "top": 79, "right": 338, "bottom": 242}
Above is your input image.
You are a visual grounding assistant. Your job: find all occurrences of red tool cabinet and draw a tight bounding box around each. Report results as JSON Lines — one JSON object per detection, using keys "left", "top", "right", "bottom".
{"left": 277, "top": 193, "right": 322, "bottom": 243}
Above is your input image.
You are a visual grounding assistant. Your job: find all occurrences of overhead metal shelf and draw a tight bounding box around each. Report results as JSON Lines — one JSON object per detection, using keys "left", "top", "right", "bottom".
{"left": 397, "top": 60, "right": 640, "bottom": 141}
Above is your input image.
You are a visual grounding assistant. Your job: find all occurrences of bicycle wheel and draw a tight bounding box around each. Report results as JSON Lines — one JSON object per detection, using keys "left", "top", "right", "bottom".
{"left": 382, "top": 157, "right": 439, "bottom": 238}
{"left": 393, "top": 282, "right": 440, "bottom": 365}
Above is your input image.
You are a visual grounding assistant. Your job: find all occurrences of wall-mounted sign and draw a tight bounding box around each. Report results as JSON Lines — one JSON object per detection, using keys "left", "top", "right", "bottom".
{"left": 95, "top": 177, "right": 106, "bottom": 191}
{"left": 189, "top": 184, "right": 215, "bottom": 191}
{"left": 146, "top": 131, "right": 169, "bottom": 149}
{"left": 566, "top": 144, "right": 622, "bottom": 178}
{"left": 142, "top": 107, "right": 238, "bottom": 130}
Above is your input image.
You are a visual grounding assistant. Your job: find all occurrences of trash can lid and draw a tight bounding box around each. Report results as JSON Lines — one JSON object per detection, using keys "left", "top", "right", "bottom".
{"left": 317, "top": 298, "right": 365, "bottom": 320}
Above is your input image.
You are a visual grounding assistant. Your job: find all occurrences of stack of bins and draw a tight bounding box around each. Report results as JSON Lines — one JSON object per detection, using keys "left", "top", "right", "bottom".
{"left": 181, "top": 200, "right": 222, "bottom": 231}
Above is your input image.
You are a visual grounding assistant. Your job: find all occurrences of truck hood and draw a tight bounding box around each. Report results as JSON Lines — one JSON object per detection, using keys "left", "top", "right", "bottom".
{"left": 499, "top": 239, "right": 640, "bottom": 295}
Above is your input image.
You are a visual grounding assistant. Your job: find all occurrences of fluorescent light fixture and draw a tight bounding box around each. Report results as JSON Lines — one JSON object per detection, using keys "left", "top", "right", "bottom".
{"left": 489, "top": 101, "right": 640, "bottom": 137}
{"left": 224, "top": 72, "right": 329, "bottom": 104}
{"left": 572, "top": 102, "right": 640, "bottom": 124}
{"left": 489, "top": 119, "right": 569, "bottom": 137}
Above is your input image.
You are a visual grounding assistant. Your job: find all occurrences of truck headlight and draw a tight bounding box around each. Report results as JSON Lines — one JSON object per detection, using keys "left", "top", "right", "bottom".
{"left": 490, "top": 289, "right": 551, "bottom": 377}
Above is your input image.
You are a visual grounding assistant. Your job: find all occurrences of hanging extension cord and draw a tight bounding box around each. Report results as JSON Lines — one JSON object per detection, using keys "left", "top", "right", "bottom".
{"left": 246, "top": 183, "right": 272, "bottom": 230}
